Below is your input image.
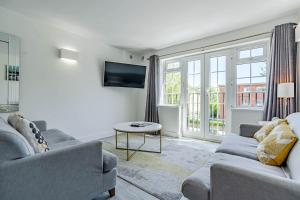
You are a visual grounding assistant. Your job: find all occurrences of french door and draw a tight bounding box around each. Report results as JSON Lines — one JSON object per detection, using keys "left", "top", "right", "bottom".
{"left": 182, "top": 51, "right": 232, "bottom": 141}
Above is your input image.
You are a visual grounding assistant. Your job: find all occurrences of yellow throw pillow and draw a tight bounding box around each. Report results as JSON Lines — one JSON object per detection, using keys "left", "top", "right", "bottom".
{"left": 254, "top": 118, "right": 287, "bottom": 142}
{"left": 257, "top": 123, "right": 297, "bottom": 166}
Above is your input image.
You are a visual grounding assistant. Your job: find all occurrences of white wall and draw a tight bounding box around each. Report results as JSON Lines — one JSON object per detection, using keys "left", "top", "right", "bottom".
{"left": 156, "top": 14, "right": 298, "bottom": 58}
{"left": 231, "top": 109, "right": 263, "bottom": 133}
{"left": 158, "top": 105, "right": 181, "bottom": 138}
{"left": 0, "top": 7, "right": 141, "bottom": 140}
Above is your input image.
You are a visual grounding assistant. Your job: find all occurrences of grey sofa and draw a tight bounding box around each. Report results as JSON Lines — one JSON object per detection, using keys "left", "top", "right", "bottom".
{"left": 0, "top": 117, "right": 117, "bottom": 200}
{"left": 182, "top": 112, "right": 300, "bottom": 200}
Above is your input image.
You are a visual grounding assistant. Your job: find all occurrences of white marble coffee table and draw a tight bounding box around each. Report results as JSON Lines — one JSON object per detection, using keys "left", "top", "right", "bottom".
{"left": 113, "top": 122, "right": 162, "bottom": 161}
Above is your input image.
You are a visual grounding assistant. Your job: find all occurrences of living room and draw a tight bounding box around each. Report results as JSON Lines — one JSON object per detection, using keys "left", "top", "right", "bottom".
{"left": 0, "top": 1, "right": 300, "bottom": 200}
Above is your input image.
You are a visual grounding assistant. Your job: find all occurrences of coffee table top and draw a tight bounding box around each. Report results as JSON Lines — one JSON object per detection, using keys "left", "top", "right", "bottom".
{"left": 113, "top": 122, "right": 162, "bottom": 133}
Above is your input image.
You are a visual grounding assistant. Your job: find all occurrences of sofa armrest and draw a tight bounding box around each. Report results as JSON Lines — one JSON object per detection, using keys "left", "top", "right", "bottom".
{"left": 32, "top": 120, "right": 47, "bottom": 131}
{"left": 211, "top": 163, "right": 300, "bottom": 200}
{"left": 239, "top": 123, "right": 262, "bottom": 137}
{"left": 103, "top": 150, "right": 117, "bottom": 173}
{"left": 0, "top": 141, "right": 103, "bottom": 200}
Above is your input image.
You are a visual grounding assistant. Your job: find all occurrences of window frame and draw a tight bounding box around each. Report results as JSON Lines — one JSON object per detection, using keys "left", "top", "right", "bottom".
{"left": 162, "top": 59, "right": 182, "bottom": 105}
{"left": 233, "top": 42, "right": 268, "bottom": 109}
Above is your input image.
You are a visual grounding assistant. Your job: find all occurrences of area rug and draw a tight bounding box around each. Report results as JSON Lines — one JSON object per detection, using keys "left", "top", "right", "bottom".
{"left": 101, "top": 134, "right": 218, "bottom": 200}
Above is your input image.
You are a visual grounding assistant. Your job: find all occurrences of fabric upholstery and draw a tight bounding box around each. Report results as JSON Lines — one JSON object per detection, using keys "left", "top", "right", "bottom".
{"left": 0, "top": 117, "right": 34, "bottom": 160}
{"left": 145, "top": 55, "right": 159, "bottom": 123}
{"left": 32, "top": 120, "right": 47, "bottom": 132}
{"left": 239, "top": 124, "right": 262, "bottom": 137}
{"left": 263, "top": 23, "right": 297, "bottom": 120}
{"left": 216, "top": 133, "right": 258, "bottom": 160}
{"left": 211, "top": 163, "right": 300, "bottom": 200}
{"left": 257, "top": 123, "right": 297, "bottom": 166}
{"left": 102, "top": 168, "right": 117, "bottom": 193}
{"left": 0, "top": 141, "right": 105, "bottom": 200}
{"left": 182, "top": 153, "right": 286, "bottom": 200}
{"left": 103, "top": 150, "right": 117, "bottom": 173}
{"left": 7, "top": 113, "right": 23, "bottom": 128}
{"left": 182, "top": 167, "right": 210, "bottom": 200}
{"left": 254, "top": 118, "right": 287, "bottom": 142}
{"left": 0, "top": 119, "right": 117, "bottom": 200}
{"left": 284, "top": 113, "right": 300, "bottom": 180}
{"left": 42, "top": 129, "right": 76, "bottom": 145}
{"left": 183, "top": 113, "right": 300, "bottom": 200}
{"left": 206, "top": 153, "right": 287, "bottom": 178}
{"left": 15, "top": 118, "right": 49, "bottom": 153}
{"left": 48, "top": 139, "right": 81, "bottom": 150}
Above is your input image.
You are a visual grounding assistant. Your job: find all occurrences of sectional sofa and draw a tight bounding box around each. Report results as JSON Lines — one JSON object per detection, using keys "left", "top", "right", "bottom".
{"left": 0, "top": 117, "right": 117, "bottom": 200}
{"left": 182, "top": 112, "right": 300, "bottom": 200}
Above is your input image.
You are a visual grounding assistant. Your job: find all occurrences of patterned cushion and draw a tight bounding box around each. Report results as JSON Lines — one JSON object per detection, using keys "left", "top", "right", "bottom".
{"left": 7, "top": 112, "right": 24, "bottom": 128}
{"left": 254, "top": 118, "right": 287, "bottom": 142}
{"left": 257, "top": 123, "right": 298, "bottom": 166}
{"left": 9, "top": 114, "right": 50, "bottom": 153}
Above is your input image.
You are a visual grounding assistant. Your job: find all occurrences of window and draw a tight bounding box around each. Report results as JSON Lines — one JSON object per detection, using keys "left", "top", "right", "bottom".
{"left": 160, "top": 42, "right": 268, "bottom": 109}
{"left": 163, "top": 61, "right": 181, "bottom": 105}
{"left": 235, "top": 44, "right": 267, "bottom": 108}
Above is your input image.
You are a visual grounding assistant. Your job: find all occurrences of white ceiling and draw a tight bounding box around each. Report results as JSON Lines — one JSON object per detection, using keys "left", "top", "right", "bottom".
{"left": 1, "top": 0, "right": 300, "bottom": 51}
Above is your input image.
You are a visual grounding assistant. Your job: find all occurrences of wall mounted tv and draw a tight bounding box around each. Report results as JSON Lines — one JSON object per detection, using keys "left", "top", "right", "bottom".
{"left": 104, "top": 61, "right": 146, "bottom": 88}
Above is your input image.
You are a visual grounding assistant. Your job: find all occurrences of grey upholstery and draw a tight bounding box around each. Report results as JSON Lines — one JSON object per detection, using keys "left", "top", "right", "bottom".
{"left": 239, "top": 123, "right": 262, "bottom": 137}
{"left": 32, "top": 120, "right": 47, "bottom": 132}
{"left": 211, "top": 163, "right": 300, "bottom": 200}
{"left": 182, "top": 167, "right": 210, "bottom": 200}
{"left": 285, "top": 112, "right": 300, "bottom": 180}
{"left": 42, "top": 129, "right": 76, "bottom": 145}
{"left": 216, "top": 133, "right": 258, "bottom": 160}
{"left": 0, "top": 117, "right": 117, "bottom": 200}
{"left": 0, "top": 118, "right": 34, "bottom": 160}
{"left": 182, "top": 113, "right": 300, "bottom": 200}
{"left": 103, "top": 150, "right": 117, "bottom": 173}
{"left": 49, "top": 139, "right": 82, "bottom": 150}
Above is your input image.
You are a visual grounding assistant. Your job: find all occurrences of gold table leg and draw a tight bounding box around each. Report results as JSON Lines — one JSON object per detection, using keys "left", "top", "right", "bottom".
{"left": 115, "top": 130, "right": 162, "bottom": 161}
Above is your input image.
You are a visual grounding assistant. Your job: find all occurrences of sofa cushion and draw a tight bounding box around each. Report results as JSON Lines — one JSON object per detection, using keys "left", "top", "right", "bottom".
{"left": 216, "top": 133, "right": 259, "bottom": 160}
{"left": 257, "top": 123, "right": 297, "bottom": 166}
{"left": 48, "top": 139, "right": 82, "bottom": 150}
{"left": 182, "top": 153, "right": 287, "bottom": 200}
{"left": 103, "top": 150, "right": 117, "bottom": 173}
{"left": 182, "top": 167, "right": 210, "bottom": 200}
{"left": 0, "top": 117, "right": 34, "bottom": 160}
{"left": 42, "top": 129, "right": 76, "bottom": 145}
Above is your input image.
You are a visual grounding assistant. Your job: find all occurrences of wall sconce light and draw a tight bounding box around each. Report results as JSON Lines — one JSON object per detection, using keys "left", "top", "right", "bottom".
{"left": 59, "top": 48, "right": 79, "bottom": 64}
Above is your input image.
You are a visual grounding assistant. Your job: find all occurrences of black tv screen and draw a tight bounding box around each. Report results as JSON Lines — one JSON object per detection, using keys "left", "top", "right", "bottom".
{"left": 104, "top": 61, "right": 146, "bottom": 88}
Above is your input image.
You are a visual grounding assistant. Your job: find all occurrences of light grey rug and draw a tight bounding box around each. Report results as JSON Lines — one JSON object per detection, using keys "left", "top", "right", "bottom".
{"left": 102, "top": 134, "right": 218, "bottom": 200}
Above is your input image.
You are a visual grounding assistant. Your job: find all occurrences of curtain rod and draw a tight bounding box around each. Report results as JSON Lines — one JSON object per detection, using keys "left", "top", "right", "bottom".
{"left": 147, "top": 31, "right": 271, "bottom": 60}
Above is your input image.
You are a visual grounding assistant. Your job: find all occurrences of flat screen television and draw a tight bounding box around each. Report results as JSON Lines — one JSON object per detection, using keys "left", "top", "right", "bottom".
{"left": 104, "top": 61, "right": 146, "bottom": 88}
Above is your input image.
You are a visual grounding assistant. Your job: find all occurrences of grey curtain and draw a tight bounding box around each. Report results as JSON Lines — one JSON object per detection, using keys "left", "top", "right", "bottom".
{"left": 145, "top": 55, "right": 159, "bottom": 123}
{"left": 263, "top": 23, "right": 297, "bottom": 120}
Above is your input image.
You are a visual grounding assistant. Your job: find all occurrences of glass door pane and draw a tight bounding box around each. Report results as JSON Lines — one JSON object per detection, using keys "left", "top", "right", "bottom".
{"left": 182, "top": 56, "right": 205, "bottom": 138}
{"left": 187, "top": 59, "right": 201, "bottom": 132}
{"left": 205, "top": 53, "right": 230, "bottom": 139}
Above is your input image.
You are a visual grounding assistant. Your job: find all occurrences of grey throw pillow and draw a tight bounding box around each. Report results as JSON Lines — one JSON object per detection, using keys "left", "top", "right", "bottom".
{"left": 12, "top": 115, "right": 49, "bottom": 153}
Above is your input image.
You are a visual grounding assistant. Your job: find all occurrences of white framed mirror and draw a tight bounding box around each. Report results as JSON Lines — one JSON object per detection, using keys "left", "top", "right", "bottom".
{"left": 0, "top": 32, "right": 20, "bottom": 113}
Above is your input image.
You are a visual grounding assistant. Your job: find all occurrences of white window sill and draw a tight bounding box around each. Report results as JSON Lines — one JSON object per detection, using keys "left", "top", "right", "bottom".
{"left": 157, "top": 104, "right": 180, "bottom": 108}
{"left": 231, "top": 107, "right": 263, "bottom": 112}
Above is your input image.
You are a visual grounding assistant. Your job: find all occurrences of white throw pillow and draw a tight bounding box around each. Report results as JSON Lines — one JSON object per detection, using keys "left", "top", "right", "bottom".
{"left": 14, "top": 117, "right": 49, "bottom": 153}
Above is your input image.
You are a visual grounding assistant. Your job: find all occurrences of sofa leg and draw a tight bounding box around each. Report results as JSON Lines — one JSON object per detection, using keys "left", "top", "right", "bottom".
{"left": 109, "top": 188, "right": 116, "bottom": 197}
